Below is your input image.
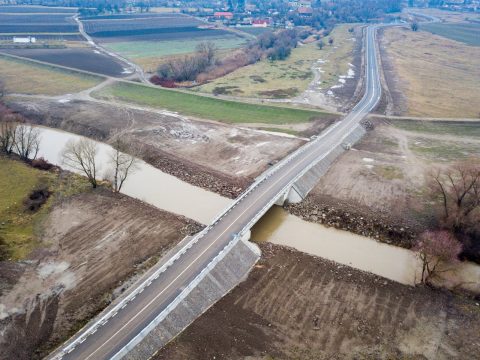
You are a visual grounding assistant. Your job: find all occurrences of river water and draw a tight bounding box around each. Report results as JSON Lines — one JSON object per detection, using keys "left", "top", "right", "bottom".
{"left": 33, "top": 126, "right": 479, "bottom": 290}
{"left": 252, "top": 206, "right": 422, "bottom": 285}
{"left": 34, "top": 126, "right": 232, "bottom": 224}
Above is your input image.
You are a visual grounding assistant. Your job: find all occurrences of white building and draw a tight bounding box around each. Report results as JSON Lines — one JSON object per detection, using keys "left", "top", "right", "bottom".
{"left": 13, "top": 36, "right": 36, "bottom": 44}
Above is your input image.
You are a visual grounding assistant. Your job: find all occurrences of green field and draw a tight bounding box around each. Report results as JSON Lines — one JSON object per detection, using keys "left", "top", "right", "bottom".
{"left": 392, "top": 120, "right": 480, "bottom": 137}
{"left": 0, "top": 157, "right": 89, "bottom": 260}
{"left": 421, "top": 22, "right": 480, "bottom": 46}
{"left": 0, "top": 54, "right": 103, "bottom": 95}
{"left": 93, "top": 81, "right": 331, "bottom": 124}
{"left": 104, "top": 35, "right": 246, "bottom": 59}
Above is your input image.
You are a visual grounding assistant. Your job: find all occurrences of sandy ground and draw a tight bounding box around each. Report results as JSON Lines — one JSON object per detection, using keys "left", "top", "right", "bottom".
{"left": 155, "top": 243, "right": 480, "bottom": 360}
{"left": 378, "top": 26, "right": 480, "bottom": 118}
{"left": 0, "top": 189, "right": 197, "bottom": 360}
{"left": 6, "top": 97, "right": 304, "bottom": 198}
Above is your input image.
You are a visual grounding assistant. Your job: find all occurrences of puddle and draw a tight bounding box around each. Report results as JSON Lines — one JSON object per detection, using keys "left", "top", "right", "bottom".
{"left": 34, "top": 126, "right": 232, "bottom": 224}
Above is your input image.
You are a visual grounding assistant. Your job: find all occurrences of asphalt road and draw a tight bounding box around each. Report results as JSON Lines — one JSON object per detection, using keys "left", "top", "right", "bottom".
{"left": 52, "top": 24, "right": 382, "bottom": 360}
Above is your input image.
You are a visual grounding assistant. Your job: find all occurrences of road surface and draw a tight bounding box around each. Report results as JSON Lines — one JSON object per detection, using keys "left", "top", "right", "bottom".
{"left": 51, "top": 25, "right": 382, "bottom": 360}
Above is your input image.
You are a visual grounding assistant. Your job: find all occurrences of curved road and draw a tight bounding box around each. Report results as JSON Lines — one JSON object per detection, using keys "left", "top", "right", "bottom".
{"left": 50, "top": 24, "right": 382, "bottom": 360}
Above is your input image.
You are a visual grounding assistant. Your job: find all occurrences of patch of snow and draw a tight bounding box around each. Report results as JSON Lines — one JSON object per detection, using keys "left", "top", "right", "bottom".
{"left": 327, "top": 90, "right": 334, "bottom": 96}
{"left": 38, "top": 261, "right": 69, "bottom": 279}
{"left": 347, "top": 68, "right": 355, "bottom": 77}
{"left": 365, "top": 164, "right": 374, "bottom": 169}
{"left": 338, "top": 78, "right": 346, "bottom": 84}
{"left": 58, "top": 98, "right": 70, "bottom": 103}
{"left": 362, "top": 157, "right": 375, "bottom": 162}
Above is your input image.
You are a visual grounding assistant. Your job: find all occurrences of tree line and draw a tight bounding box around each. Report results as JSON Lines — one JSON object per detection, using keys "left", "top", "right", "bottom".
{"left": 155, "top": 29, "right": 302, "bottom": 84}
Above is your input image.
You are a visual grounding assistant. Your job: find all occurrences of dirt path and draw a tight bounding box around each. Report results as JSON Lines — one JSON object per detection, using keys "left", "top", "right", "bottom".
{"left": 73, "top": 15, "right": 147, "bottom": 83}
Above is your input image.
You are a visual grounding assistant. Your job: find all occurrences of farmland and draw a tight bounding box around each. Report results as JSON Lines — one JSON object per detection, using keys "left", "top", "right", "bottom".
{"left": 92, "top": 81, "right": 332, "bottom": 124}
{"left": 0, "top": 54, "right": 102, "bottom": 95}
{"left": 421, "top": 22, "right": 480, "bottom": 46}
{"left": 81, "top": 12, "right": 246, "bottom": 73}
{"left": 1, "top": 48, "right": 129, "bottom": 77}
{"left": 82, "top": 13, "right": 204, "bottom": 40}
{"left": 0, "top": 6, "right": 79, "bottom": 36}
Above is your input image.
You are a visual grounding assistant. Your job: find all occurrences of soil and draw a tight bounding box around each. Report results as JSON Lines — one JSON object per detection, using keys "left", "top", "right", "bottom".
{"left": 155, "top": 243, "right": 480, "bottom": 360}
{"left": 0, "top": 48, "right": 128, "bottom": 77}
{"left": 7, "top": 97, "right": 304, "bottom": 198}
{"left": 0, "top": 188, "right": 198, "bottom": 360}
{"left": 286, "top": 119, "right": 480, "bottom": 248}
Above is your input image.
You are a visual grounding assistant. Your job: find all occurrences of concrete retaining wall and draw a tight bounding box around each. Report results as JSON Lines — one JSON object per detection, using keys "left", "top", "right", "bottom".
{"left": 117, "top": 237, "right": 260, "bottom": 360}
{"left": 289, "top": 125, "right": 367, "bottom": 202}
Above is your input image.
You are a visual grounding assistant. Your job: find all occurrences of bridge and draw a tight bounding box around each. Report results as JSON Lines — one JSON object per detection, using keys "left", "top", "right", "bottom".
{"left": 49, "top": 24, "right": 382, "bottom": 360}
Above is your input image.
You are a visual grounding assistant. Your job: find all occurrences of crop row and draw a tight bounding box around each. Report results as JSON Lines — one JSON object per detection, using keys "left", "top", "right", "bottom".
{"left": 0, "top": 24, "right": 79, "bottom": 33}
{"left": 80, "top": 13, "right": 185, "bottom": 20}
{"left": 0, "top": 6, "right": 77, "bottom": 13}
{"left": 83, "top": 16, "right": 201, "bottom": 34}
{"left": 0, "top": 14, "right": 75, "bottom": 24}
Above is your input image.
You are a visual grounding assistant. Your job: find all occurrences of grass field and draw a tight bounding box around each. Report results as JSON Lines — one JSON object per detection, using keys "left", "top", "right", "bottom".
{"left": 105, "top": 36, "right": 245, "bottom": 59}
{"left": 382, "top": 27, "right": 480, "bottom": 118}
{"left": 104, "top": 35, "right": 245, "bottom": 72}
{"left": 391, "top": 120, "right": 480, "bottom": 137}
{"left": 194, "top": 24, "right": 357, "bottom": 99}
{"left": 0, "top": 157, "right": 88, "bottom": 260}
{"left": 0, "top": 54, "right": 103, "bottom": 95}
{"left": 421, "top": 22, "right": 480, "bottom": 46}
{"left": 93, "top": 81, "right": 330, "bottom": 124}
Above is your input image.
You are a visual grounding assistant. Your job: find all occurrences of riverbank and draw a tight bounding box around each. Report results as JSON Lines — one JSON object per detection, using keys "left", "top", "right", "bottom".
{"left": 0, "top": 156, "right": 198, "bottom": 360}
{"left": 155, "top": 242, "right": 480, "bottom": 360}
{"left": 6, "top": 97, "right": 307, "bottom": 199}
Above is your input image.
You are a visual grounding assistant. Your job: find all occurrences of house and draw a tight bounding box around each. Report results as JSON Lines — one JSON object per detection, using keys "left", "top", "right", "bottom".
{"left": 214, "top": 11, "right": 234, "bottom": 19}
{"left": 252, "top": 19, "right": 269, "bottom": 27}
{"left": 297, "top": 6, "right": 313, "bottom": 16}
{"left": 13, "top": 36, "right": 36, "bottom": 44}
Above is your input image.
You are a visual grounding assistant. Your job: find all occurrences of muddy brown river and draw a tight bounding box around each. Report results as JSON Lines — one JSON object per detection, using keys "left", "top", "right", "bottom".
{"left": 35, "top": 126, "right": 232, "bottom": 224}
{"left": 34, "top": 126, "right": 479, "bottom": 290}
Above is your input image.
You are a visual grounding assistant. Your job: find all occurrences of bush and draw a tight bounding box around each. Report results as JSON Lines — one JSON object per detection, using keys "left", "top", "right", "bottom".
{"left": 31, "top": 157, "right": 54, "bottom": 171}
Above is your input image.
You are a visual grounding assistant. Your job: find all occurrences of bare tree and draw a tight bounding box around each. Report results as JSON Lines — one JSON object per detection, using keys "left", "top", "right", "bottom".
{"left": 0, "top": 79, "right": 5, "bottom": 99}
{"left": 414, "top": 231, "right": 462, "bottom": 283}
{"left": 107, "top": 138, "right": 138, "bottom": 192}
{"left": 0, "top": 112, "right": 19, "bottom": 155}
{"left": 14, "top": 124, "right": 40, "bottom": 160}
{"left": 429, "top": 160, "right": 480, "bottom": 231}
{"left": 62, "top": 138, "right": 99, "bottom": 188}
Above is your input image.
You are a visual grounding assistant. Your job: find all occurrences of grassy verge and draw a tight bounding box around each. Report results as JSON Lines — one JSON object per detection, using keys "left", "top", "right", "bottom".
{"left": 0, "top": 54, "right": 103, "bottom": 95}
{"left": 0, "top": 156, "right": 90, "bottom": 260}
{"left": 92, "top": 81, "right": 331, "bottom": 124}
{"left": 194, "top": 24, "right": 358, "bottom": 99}
{"left": 392, "top": 120, "right": 480, "bottom": 137}
{"left": 421, "top": 22, "right": 480, "bottom": 46}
